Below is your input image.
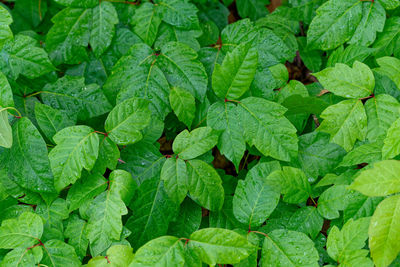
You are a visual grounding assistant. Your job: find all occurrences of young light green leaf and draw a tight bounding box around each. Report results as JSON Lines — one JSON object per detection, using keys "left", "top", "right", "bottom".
{"left": 49, "top": 125, "right": 99, "bottom": 191}
{"left": 161, "top": 157, "right": 188, "bottom": 204}
{"left": 109, "top": 169, "right": 137, "bottom": 205}
{"left": 327, "top": 217, "right": 370, "bottom": 262}
{"left": 313, "top": 61, "right": 374, "bottom": 99}
{"left": 326, "top": 45, "right": 373, "bottom": 68}
{"left": 7, "top": 117, "right": 55, "bottom": 193}
{"left": 261, "top": 229, "right": 319, "bottom": 267}
{"left": 0, "top": 212, "right": 43, "bottom": 249}
{"left": 0, "top": 246, "right": 42, "bottom": 267}
{"left": 317, "top": 99, "right": 367, "bottom": 151}
{"left": 0, "top": 110, "right": 12, "bottom": 148}
{"left": 172, "top": 127, "right": 219, "bottom": 160}
{"left": 88, "top": 245, "right": 134, "bottom": 267}
{"left": 369, "top": 195, "right": 400, "bottom": 267}
{"left": 90, "top": 2, "right": 118, "bottom": 57}
{"left": 169, "top": 87, "right": 196, "bottom": 128}
{"left": 238, "top": 97, "right": 298, "bottom": 161}
{"left": 339, "top": 141, "right": 382, "bottom": 167}
{"left": 212, "top": 42, "right": 258, "bottom": 100}
{"left": 268, "top": 167, "right": 311, "bottom": 204}
{"left": 349, "top": 160, "right": 400, "bottom": 196}
{"left": 186, "top": 160, "right": 224, "bottom": 211}
{"left": 0, "top": 6, "right": 12, "bottom": 50}
{"left": 232, "top": 162, "right": 281, "bottom": 227}
{"left": 130, "top": 236, "right": 185, "bottom": 267}
{"left": 189, "top": 228, "right": 255, "bottom": 265}
{"left": 86, "top": 190, "right": 128, "bottom": 256}
{"left": 105, "top": 98, "right": 151, "bottom": 145}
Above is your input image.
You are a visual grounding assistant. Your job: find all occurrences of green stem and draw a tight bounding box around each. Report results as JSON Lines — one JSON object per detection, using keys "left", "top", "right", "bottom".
{"left": 0, "top": 107, "right": 22, "bottom": 118}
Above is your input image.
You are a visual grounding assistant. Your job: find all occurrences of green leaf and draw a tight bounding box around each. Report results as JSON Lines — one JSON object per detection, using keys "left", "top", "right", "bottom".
{"left": 339, "top": 141, "right": 382, "bottom": 167}
{"left": 161, "top": 157, "right": 188, "bottom": 204}
{"left": 169, "top": 87, "right": 196, "bottom": 127}
{"left": 126, "top": 176, "right": 178, "bottom": 250}
{"left": 46, "top": 8, "right": 92, "bottom": 65}
{"left": 0, "top": 110, "right": 12, "bottom": 149}
{"left": 13, "top": 0, "right": 47, "bottom": 28}
{"left": 90, "top": 2, "right": 118, "bottom": 57}
{"left": 236, "top": 0, "right": 269, "bottom": 21}
{"left": 297, "top": 132, "right": 346, "bottom": 179}
{"left": 34, "top": 103, "right": 76, "bottom": 143}
{"left": 317, "top": 99, "right": 367, "bottom": 151}
{"left": 189, "top": 228, "right": 255, "bottom": 265}
{"left": 0, "top": 212, "right": 43, "bottom": 249}
{"left": 383, "top": 118, "right": 400, "bottom": 159}
{"left": 313, "top": 61, "right": 374, "bottom": 99}
{"left": 281, "top": 95, "right": 329, "bottom": 116}
{"left": 158, "top": 0, "right": 199, "bottom": 29}
{"left": 186, "top": 159, "right": 224, "bottom": 211}
{"left": 109, "top": 169, "right": 137, "bottom": 205}
{"left": 349, "top": 160, "right": 400, "bottom": 196}
{"left": 238, "top": 97, "right": 298, "bottom": 161}
{"left": 168, "top": 198, "right": 202, "bottom": 238}
{"left": 54, "top": 0, "right": 98, "bottom": 7}
{"left": 173, "top": 127, "right": 219, "bottom": 160}
{"left": 132, "top": 2, "right": 162, "bottom": 46}
{"left": 348, "top": 1, "right": 385, "bottom": 46}
{"left": 41, "top": 240, "right": 81, "bottom": 267}
{"left": 155, "top": 22, "right": 202, "bottom": 51}
{"left": 92, "top": 137, "right": 120, "bottom": 175}
{"left": 0, "top": 71, "right": 13, "bottom": 108}
{"left": 207, "top": 102, "right": 245, "bottom": 171}
{"left": 307, "top": 0, "right": 362, "bottom": 50}
{"left": 105, "top": 98, "right": 151, "bottom": 145}
{"left": 0, "top": 246, "right": 42, "bottom": 267}
{"left": 157, "top": 42, "right": 207, "bottom": 100}
{"left": 67, "top": 172, "right": 107, "bottom": 212}
{"left": 365, "top": 94, "right": 400, "bottom": 142}
{"left": 49, "top": 125, "right": 99, "bottom": 191}
{"left": 375, "top": 57, "right": 400, "bottom": 89}
{"left": 209, "top": 196, "right": 246, "bottom": 230}
{"left": 41, "top": 76, "right": 112, "bottom": 121}
{"left": 64, "top": 214, "right": 89, "bottom": 259}
{"left": 380, "top": 0, "right": 400, "bottom": 9}
{"left": 130, "top": 236, "right": 185, "bottom": 266}
{"left": 86, "top": 190, "right": 128, "bottom": 256}
{"left": 87, "top": 245, "right": 134, "bottom": 267}
{"left": 7, "top": 117, "right": 55, "bottom": 193}
{"left": 0, "top": 35, "right": 55, "bottom": 79}
{"left": 0, "top": 6, "right": 12, "bottom": 50}
{"left": 318, "top": 185, "right": 349, "bottom": 219}
{"left": 212, "top": 42, "right": 258, "bottom": 100}
{"left": 232, "top": 162, "right": 281, "bottom": 227}
{"left": 269, "top": 167, "right": 311, "bottom": 204}
{"left": 326, "top": 45, "right": 373, "bottom": 68}
{"left": 287, "top": 206, "right": 323, "bottom": 239}
{"left": 369, "top": 195, "right": 400, "bottom": 267}
{"left": 261, "top": 229, "right": 319, "bottom": 267}
{"left": 327, "top": 217, "right": 370, "bottom": 262}
{"left": 373, "top": 17, "right": 400, "bottom": 57}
